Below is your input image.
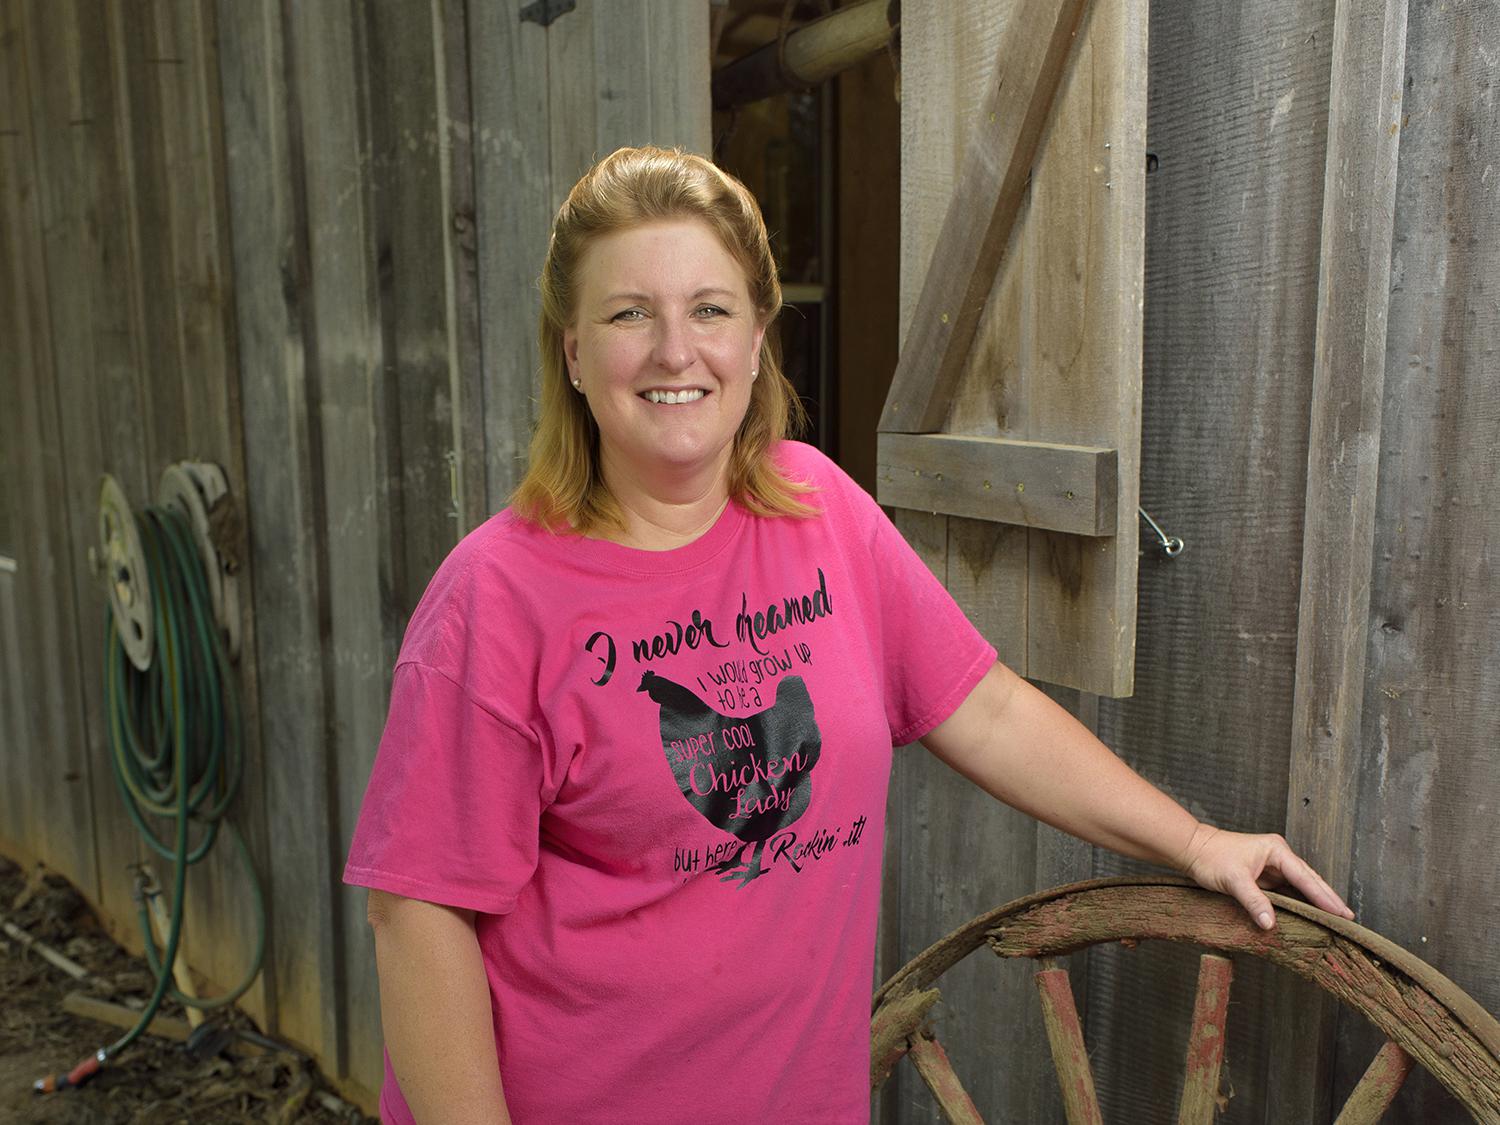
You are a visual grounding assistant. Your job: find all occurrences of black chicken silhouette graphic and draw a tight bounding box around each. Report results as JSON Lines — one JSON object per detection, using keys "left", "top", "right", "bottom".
{"left": 638, "top": 671, "right": 822, "bottom": 886}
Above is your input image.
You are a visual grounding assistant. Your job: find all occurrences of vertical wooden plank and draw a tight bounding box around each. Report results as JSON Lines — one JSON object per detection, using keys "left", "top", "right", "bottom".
{"left": 940, "top": 5, "right": 1031, "bottom": 680}
{"left": 285, "top": 1, "right": 398, "bottom": 1098}
{"left": 0, "top": 0, "right": 101, "bottom": 904}
{"left": 1272, "top": 0, "right": 1409, "bottom": 1118}
{"left": 547, "top": 1, "right": 598, "bottom": 196}
{"left": 1023, "top": 0, "right": 1146, "bottom": 697}
{"left": 214, "top": 0, "right": 341, "bottom": 1069}
{"left": 0, "top": 564, "right": 23, "bottom": 846}
{"left": 140, "top": 0, "right": 240, "bottom": 466}
{"left": 898, "top": 0, "right": 1018, "bottom": 340}
{"left": 13, "top": 0, "right": 146, "bottom": 934}
{"left": 468, "top": 0, "right": 550, "bottom": 507}
{"left": 364, "top": 0, "right": 467, "bottom": 616}
{"left": 1092, "top": 2, "right": 1336, "bottom": 1121}
{"left": 1340, "top": 3, "right": 1500, "bottom": 1121}
{"left": 1284, "top": 0, "right": 1409, "bottom": 922}
{"left": 646, "top": 1, "right": 711, "bottom": 156}
{"left": 107, "top": 2, "right": 179, "bottom": 473}
{"left": 591, "top": 0, "right": 653, "bottom": 146}
{"left": 834, "top": 48, "right": 900, "bottom": 494}
{"left": 436, "top": 0, "right": 488, "bottom": 532}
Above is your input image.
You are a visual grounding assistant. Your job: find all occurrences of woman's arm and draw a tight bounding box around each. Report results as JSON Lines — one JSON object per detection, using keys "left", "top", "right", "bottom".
{"left": 920, "top": 662, "right": 1354, "bottom": 929}
{"left": 367, "top": 890, "right": 512, "bottom": 1124}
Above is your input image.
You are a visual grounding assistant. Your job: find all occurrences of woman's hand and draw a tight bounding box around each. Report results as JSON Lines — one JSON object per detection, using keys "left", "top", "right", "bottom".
{"left": 1177, "top": 823, "right": 1356, "bottom": 930}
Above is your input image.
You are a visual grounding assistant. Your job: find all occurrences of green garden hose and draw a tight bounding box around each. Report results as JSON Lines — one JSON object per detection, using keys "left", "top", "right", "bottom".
{"left": 37, "top": 498, "right": 266, "bottom": 1092}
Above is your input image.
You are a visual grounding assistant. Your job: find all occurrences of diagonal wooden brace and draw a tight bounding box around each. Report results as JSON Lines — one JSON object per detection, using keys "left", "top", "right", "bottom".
{"left": 879, "top": 0, "right": 1093, "bottom": 435}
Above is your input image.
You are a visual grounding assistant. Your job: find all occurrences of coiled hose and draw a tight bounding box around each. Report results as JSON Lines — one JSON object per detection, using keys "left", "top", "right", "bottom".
{"left": 38, "top": 502, "right": 266, "bottom": 1091}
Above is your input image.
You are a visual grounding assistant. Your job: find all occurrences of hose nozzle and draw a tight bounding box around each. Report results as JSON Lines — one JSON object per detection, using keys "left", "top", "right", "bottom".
{"left": 33, "top": 1048, "right": 106, "bottom": 1094}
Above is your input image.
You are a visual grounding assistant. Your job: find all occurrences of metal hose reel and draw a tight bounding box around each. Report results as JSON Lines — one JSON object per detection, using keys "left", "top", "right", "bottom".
{"left": 156, "top": 462, "right": 241, "bottom": 661}
{"left": 98, "top": 475, "right": 154, "bottom": 671}
{"left": 98, "top": 462, "right": 242, "bottom": 670}
{"left": 53, "top": 463, "right": 263, "bottom": 1095}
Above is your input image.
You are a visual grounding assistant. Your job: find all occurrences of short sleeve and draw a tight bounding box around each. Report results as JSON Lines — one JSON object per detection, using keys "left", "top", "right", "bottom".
{"left": 343, "top": 661, "right": 547, "bottom": 914}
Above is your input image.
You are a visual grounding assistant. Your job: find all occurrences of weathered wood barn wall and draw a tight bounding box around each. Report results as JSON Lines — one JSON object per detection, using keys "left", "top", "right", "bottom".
{"left": 1, "top": 0, "right": 707, "bottom": 1107}
{"left": 878, "top": 2, "right": 1499, "bottom": 1124}
{"left": 1, "top": 0, "right": 1496, "bottom": 1121}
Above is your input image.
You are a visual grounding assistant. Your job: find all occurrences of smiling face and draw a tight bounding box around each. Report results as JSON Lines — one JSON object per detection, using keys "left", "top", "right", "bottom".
{"left": 563, "top": 218, "right": 767, "bottom": 502}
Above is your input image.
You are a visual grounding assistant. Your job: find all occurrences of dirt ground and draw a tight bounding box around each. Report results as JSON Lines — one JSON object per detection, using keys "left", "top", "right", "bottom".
{"left": 0, "top": 854, "right": 375, "bottom": 1124}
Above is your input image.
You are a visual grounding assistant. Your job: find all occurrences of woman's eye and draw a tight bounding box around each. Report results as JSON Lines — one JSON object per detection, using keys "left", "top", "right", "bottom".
{"left": 611, "top": 309, "right": 644, "bottom": 322}
{"left": 694, "top": 305, "right": 728, "bottom": 318}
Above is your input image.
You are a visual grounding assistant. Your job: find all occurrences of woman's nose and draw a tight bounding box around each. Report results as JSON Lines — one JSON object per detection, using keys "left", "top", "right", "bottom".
{"left": 652, "top": 318, "right": 693, "bottom": 373}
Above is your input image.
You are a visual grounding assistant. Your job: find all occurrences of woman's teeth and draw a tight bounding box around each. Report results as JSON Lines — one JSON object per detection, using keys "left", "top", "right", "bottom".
{"left": 643, "top": 389, "right": 705, "bottom": 404}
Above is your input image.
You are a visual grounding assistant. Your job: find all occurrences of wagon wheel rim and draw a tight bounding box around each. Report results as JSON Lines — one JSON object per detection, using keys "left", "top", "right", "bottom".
{"left": 871, "top": 876, "right": 1500, "bottom": 1123}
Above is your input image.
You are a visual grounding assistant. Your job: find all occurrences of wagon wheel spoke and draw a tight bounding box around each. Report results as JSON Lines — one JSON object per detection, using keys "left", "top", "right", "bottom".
{"left": 1034, "top": 959, "right": 1104, "bottom": 1125}
{"left": 908, "top": 1032, "right": 985, "bottom": 1125}
{"left": 870, "top": 987, "right": 941, "bottom": 1088}
{"left": 1177, "top": 953, "right": 1234, "bottom": 1124}
{"left": 1331, "top": 1040, "right": 1416, "bottom": 1125}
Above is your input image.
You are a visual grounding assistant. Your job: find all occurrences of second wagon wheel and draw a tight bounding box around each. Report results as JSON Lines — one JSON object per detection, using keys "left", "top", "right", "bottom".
{"left": 871, "top": 876, "right": 1500, "bottom": 1123}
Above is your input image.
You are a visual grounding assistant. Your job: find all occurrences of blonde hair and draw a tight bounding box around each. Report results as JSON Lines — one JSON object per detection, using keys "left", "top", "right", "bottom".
{"left": 510, "top": 145, "right": 813, "bottom": 535}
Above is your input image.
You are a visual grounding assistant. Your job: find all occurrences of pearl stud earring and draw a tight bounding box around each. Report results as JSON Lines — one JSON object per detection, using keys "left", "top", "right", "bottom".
{"left": 572, "top": 378, "right": 582, "bottom": 390}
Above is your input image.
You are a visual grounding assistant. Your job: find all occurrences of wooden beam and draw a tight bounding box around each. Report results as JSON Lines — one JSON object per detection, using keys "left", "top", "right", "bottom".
{"left": 1270, "top": 0, "right": 1410, "bottom": 1119}
{"left": 711, "top": 0, "right": 895, "bottom": 110}
{"left": 878, "top": 0, "right": 1091, "bottom": 435}
{"left": 877, "top": 433, "right": 1116, "bottom": 535}
{"left": 61, "top": 992, "right": 192, "bottom": 1044}
{"left": 1332, "top": 1041, "right": 1416, "bottom": 1125}
{"left": 1034, "top": 962, "right": 1104, "bottom": 1125}
{"left": 1176, "top": 954, "right": 1234, "bottom": 1125}
{"left": 907, "top": 1034, "right": 984, "bottom": 1125}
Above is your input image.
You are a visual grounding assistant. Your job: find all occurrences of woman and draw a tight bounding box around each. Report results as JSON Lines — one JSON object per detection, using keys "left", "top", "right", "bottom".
{"left": 344, "top": 146, "right": 1351, "bottom": 1124}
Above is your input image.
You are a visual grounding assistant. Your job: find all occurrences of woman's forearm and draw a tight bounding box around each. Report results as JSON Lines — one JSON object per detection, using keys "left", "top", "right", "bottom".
{"left": 367, "top": 890, "right": 511, "bottom": 1125}
{"left": 921, "top": 662, "right": 1202, "bottom": 869}
{"left": 922, "top": 662, "right": 1353, "bottom": 928}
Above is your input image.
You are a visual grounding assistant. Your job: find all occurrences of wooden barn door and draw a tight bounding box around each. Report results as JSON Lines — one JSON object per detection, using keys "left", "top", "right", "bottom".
{"left": 878, "top": 2, "right": 1147, "bottom": 1120}
{"left": 882, "top": 0, "right": 1147, "bottom": 699}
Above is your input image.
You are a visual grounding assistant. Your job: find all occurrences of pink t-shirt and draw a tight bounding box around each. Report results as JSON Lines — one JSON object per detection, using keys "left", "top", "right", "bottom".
{"left": 344, "top": 441, "right": 995, "bottom": 1124}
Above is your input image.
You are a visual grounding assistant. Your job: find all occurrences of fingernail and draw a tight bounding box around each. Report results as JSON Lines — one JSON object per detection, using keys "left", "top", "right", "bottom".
{"left": 1257, "top": 911, "right": 1273, "bottom": 930}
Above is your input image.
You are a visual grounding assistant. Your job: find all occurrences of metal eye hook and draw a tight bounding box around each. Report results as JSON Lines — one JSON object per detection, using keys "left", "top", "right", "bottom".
{"left": 1139, "top": 507, "right": 1185, "bottom": 557}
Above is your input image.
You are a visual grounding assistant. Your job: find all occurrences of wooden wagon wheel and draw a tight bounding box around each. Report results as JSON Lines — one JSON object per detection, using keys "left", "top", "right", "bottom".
{"left": 871, "top": 876, "right": 1500, "bottom": 1123}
